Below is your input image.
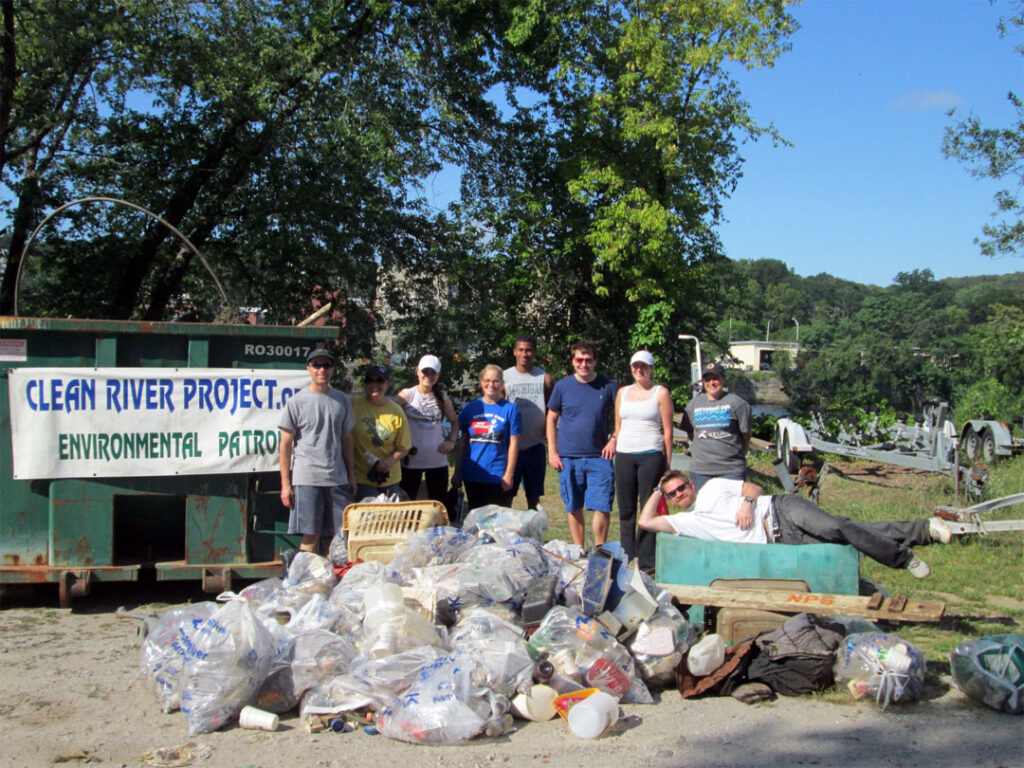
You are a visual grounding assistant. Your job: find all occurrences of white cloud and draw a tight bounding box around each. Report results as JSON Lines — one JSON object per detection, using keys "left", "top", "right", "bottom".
{"left": 890, "top": 90, "right": 965, "bottom": 113}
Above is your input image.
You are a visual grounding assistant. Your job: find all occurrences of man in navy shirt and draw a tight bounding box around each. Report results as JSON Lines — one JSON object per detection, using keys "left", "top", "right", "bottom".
{"left": 546, "top": 341, "right": 618, "bottom": 548}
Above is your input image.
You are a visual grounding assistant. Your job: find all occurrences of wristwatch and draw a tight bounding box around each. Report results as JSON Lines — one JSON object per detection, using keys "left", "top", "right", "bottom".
{"left": 742, "top": 496, "right": 756, "bottom": 504}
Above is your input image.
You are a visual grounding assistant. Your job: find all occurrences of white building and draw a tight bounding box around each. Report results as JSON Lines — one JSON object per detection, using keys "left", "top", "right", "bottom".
{"left": 726, "top": 340, "right": 800, "bottom": 371}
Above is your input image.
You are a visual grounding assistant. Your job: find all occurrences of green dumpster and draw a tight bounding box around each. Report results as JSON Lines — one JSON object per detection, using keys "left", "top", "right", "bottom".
{"left": 0, "top": 316, "right": 338, "bottom": 605}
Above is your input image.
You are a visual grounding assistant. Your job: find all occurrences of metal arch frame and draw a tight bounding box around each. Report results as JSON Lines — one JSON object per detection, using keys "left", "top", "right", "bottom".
{"left": 12, "top": 195, "right": 229, "bottom": 317}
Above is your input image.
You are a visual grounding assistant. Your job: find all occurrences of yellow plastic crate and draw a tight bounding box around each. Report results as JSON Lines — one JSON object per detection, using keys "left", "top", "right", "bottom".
{"left": 342, "top": 501, "right": 449, "bottom": 563}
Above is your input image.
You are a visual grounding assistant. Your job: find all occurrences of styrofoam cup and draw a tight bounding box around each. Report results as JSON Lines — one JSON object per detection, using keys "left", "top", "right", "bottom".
{"left": 239, "top": 705, "right": 280, "bottom": 731}
{"left": 567, "top": 690, "right": 619, "bottom": 739}
{"left": 512, "top": 684, "right": 558, "bottom": 721}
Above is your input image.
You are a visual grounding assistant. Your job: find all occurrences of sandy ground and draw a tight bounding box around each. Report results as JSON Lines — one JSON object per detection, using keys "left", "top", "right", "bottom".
{"left": 0, "top": 581, "right": 1021, "bottom": 768}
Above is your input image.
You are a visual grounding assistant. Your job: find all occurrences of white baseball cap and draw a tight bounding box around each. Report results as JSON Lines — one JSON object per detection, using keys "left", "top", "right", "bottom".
{"left": 417, "top": 354, "right": 442, "bottom": 374}
{"left": 630, "top": 350, "right": 655, "bottom": 367}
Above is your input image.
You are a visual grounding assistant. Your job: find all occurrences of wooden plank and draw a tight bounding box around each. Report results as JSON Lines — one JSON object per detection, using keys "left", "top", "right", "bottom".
{"left": 657, "top": 583, "right": 946, "bottom": 623}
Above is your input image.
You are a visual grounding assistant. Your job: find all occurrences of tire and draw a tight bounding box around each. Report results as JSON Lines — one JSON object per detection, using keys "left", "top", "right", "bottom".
{"left": 781, "top": 433, "right": 800, "bottom": 474}
{"left": 981, "top": 431, "right": 998, "bottom": 464}
{"left": 960, "top": 428, "right": 979, "bottom": 461}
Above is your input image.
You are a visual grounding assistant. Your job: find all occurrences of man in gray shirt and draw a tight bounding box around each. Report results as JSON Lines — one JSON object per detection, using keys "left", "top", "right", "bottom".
{"left": 503, "top": 335, "right": 553, "bottom": 510}
{"left": 681, "top": 362, "right": 751, "bottom": 491}
{"left": 279, "top": 348, "right": 356, "bottom": 555}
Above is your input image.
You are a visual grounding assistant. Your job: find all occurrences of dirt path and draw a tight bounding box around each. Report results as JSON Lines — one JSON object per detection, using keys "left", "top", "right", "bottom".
{"left": 0, "top": 583, "right": 1020, "bottom": 768}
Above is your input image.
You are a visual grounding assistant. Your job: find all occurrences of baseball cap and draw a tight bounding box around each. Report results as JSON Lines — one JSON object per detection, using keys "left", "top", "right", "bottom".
{"left": 417, "top": 354, "right": 442, "bottom": 374}
{"left": 702, "top": 362, "right": 726, "bottom": 380}
{"left": 630, "top": 350, "right": 655, "bottom": 367}
{"left": 363, "top": 364, "right": 390, "bottom": 381}
{"left": 306, "top": 347, "right": 335, "bottom": 365}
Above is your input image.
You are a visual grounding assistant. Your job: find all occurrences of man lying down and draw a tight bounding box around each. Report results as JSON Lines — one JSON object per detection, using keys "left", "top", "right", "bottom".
{"left": 638, "top": 470, "right": 952, "bottom": 579}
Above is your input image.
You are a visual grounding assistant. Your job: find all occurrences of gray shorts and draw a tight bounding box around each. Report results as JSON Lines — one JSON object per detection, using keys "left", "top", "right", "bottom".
{"left": 289, "top": 485, "right": 353, "bottom": 537}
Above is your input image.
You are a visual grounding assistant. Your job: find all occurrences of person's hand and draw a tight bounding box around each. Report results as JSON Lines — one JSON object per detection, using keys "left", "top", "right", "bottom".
{"left": 437, "top": 439, "right": 455, "bottom": 454}
{"left": 601, "top": 436, "right": 616, "bottom": 460}
{"left": 376, "top": 456, "right": 395, "bottom": 474}
{"left": 735, "top": 503, "right": 753, "bottom": 530}
{"left": 280, "top": 485, "right": 294, "bottom": 509}
{"left": 548, "top": 450, "right": 563, "bottom": 472}
{"left": 349, "top": 481, "right": 358, "bottom": 498}
{"left": 501, "top": 472, "right": 514, "bottom": 491}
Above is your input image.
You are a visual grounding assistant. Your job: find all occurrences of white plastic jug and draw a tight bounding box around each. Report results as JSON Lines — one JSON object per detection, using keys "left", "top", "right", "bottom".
{"left": 687, "top": 633, "right": 726, "bottom": 676}
{"left": 567, "top": 690, "right": 619, "bottom": 739}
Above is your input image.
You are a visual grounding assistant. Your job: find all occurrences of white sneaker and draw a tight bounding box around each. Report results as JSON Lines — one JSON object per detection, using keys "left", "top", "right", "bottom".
{"left": 928, "top": 517, "right": 952, "bottom": 544}
{"left": 906, "top": 554, "right": 931, "bottom": 579}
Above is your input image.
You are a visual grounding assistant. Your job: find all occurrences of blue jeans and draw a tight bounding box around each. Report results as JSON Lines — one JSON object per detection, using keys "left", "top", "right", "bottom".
{"left": 772, "top": 493, "right": 930, "bottom": 569}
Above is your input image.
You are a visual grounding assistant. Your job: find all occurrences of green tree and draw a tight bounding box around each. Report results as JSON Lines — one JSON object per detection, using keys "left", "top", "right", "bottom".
{"left": 1, "top": 1, "right": 528, "bottom": 335}
{"left": 943, "top": 3, "right": 1024, "bottom": 258}
{"left": 451, "top": 0, "right": 798, "bottom": 382}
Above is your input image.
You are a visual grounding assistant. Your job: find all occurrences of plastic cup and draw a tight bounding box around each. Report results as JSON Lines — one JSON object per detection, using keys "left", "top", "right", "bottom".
{"left": 239, "top": 705, "right": 280, "bottom": 732}
{"left": 567, "top": 690, "right": 619, "bottom": 739}
{"left": 512, "top": 684, "right": 558, "bottom": 721}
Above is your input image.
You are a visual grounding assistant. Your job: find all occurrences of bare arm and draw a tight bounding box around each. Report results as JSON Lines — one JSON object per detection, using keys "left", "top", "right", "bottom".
{"left": 279, "top": 428, "right": 295, "bottom": 508}
{"left": 734, "top": 481, "right": 763, "bottom": 530}
{"left": 502, "top": 434, "right": 519, "bottom": 491}
{"left": 611, "top": 387, "right": 624, "bottom": 454}
{"left": 439, "top": 394, "right": 458, "bottom": 454}
{"left": 638, "top": 486, "right": 675, "bottom": 534}
{"left": 543, "top": 372, "right": 554, "bottom": 403}
{"left": 546, "top": 409, "right": 563, "bottom": 471}
{"left": 658, "top": 386, "right": 674, "bottom": 460}
{"left": 342, "top": 431, "right": 356, "bottom": 495}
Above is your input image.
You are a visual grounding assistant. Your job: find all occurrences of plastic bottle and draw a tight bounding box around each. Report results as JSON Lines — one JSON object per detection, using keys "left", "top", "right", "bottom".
{"left": 483, "top": 713, "right": 515, "bottom": 737}
{"left": 567, "top": 691, "right": 619, "bottom": 739}
{"left": 534, "top": 657, "right": 580, "bottom": 694}
{"left": 687, "top": 634, "right": 726, "bottom": 676}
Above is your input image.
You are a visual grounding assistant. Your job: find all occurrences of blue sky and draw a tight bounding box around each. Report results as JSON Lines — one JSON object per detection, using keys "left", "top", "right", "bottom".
{"left": 718, "top": 0, "right": 1022, "bottom": 286}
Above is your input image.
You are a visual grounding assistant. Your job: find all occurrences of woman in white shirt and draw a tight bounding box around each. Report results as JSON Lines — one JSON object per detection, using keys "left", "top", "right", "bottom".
{"left": 612, "top": 350, "right": 674, "bottom": 571}
{"left": 394, "top": 354, "right": 458, "bottom": 510}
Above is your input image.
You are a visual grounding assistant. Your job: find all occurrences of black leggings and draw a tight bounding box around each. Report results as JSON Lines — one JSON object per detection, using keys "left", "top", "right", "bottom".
{"left": 400, "top": 465, "right": 449, "bottom": 505}
{"left": 614, "top": 451, "right": 665, "bottom": 570}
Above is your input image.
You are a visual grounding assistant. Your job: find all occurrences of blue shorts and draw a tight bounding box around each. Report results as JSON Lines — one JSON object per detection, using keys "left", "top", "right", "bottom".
{"left": 558, "top": 456, "right": 614, "bottom": 513}
{"left": 289, "top": 485, "right": 353, "bottom": 537}
{"left": 514, "top": 443, "right": 547, "bottom": 501}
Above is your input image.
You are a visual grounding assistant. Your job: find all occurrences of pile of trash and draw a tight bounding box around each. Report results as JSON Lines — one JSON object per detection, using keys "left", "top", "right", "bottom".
{"left": 139, "top": 504, "right": 696, "bottom": 741}
{"left": 139, "top": 503, "right": 1024, "bottom": 740}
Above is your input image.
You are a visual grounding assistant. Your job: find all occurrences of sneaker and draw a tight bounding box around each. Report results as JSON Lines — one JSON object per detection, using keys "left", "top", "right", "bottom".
{"left": 906, "top": 554, "right": 931, "bottom": 579}
{"left": 928, "top": 517, "right": 952, "bottom": 544}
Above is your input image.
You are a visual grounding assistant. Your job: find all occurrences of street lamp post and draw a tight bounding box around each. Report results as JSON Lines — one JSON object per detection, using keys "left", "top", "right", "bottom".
{"left": 791, "top": 317, "right": 800, "bottom": 344}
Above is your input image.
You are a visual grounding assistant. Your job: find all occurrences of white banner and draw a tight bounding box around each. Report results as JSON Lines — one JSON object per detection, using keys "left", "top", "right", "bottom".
{"left": 8, "top": 368, "right": 312, "bottom": 479}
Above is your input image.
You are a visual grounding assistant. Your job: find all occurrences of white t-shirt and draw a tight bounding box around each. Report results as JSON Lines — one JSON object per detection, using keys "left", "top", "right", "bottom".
{"left": 664, "top": 477, "right": 771, "bottom": 544}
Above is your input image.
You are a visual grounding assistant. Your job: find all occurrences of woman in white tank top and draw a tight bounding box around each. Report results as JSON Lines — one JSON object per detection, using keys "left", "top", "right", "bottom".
{"left": 612, "top": 350, "right": 674, "bottom": 571}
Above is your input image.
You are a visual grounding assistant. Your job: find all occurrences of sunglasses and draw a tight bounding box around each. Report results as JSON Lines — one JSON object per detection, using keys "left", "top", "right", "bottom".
{"left": 309, "top": 361, "right": 334, "bottom": 369}
{"left": 663, "top": 483, "right": 688, "bottom": 498}
{"left": 573, "top": 357, "right": 595, "bottom": 364}
{"left": 365, "top": 376, "right": 386, "bottom": 384}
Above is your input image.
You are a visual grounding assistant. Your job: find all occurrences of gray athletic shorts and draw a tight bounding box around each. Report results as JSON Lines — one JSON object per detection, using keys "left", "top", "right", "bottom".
{"left": 289, "top": 485, "right": 353, "bottom": 537}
